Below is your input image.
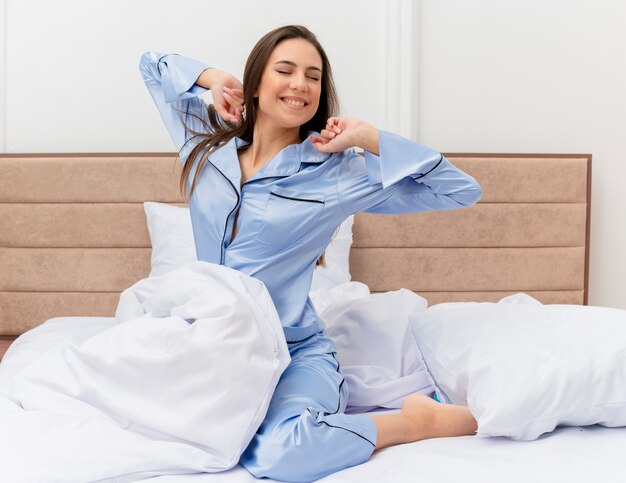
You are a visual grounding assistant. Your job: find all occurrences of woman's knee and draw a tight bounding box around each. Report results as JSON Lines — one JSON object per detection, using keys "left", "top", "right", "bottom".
{"left": 239, "top": 409, "right": 333, "bottom": 482}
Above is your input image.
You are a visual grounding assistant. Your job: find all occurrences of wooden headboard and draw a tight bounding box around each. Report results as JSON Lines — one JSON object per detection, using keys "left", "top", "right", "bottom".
{"left": 0, "top": 152, "right": 591, "bottom": 357}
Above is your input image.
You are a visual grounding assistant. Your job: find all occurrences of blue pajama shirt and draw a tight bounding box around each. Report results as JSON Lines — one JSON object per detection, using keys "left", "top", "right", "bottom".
{"left": 139, "top": 51, "right": 483, "bottom": 482}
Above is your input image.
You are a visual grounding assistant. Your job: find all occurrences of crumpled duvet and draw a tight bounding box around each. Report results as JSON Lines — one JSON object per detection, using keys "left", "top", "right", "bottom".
{"left": 0, "top": 263, "right": 440, "bottom": 482}
{"left": 0, "top": 262, "right": 290, "bottom": 482}
{"left": 310, "top": 283, "right": 435, "bottom": 411}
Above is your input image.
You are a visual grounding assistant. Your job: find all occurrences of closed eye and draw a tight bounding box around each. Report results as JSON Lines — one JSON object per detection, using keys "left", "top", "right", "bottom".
{"left": 276, "top": 70, "right": 320, "bottom": 81}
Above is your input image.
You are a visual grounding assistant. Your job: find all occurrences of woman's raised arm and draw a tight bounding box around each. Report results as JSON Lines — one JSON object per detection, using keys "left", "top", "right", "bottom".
{"left": 139, "top": 51, "right": 244, "bottom": 155}
{"left": 311, "top": 117, "right": 482, "bottom": 216}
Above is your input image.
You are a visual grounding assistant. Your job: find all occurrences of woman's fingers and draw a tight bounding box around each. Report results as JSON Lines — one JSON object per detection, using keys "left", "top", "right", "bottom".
{"left": 311, "top": 135, "right": 330, "bottom": 145}
{"left": 226, "top": 95, "right": 239, "bottom": 110}
{"left": 326, "top": 117, "right": 342, "bottom": 134}
{"left": 223, "top": 91, "right": 244, "bottom": 110}
{"left": 320, "top": 128, "right": 336, "bottom": 139}
{"left": 228, "top": 105, "right": 242, "bottom": 124}
{"left": 222, "top": 89, "right": 244, "bottom": 124}
{"left": 209, "top": 70, "right": 244, "bottom": 124}
{"left": 214, "top": 102, "right": 230, "bottom": 121}
{"left": 225, "top": 86, "right": 244, "bottom": 96}
{"left": 223, "top": 87, "right": 244, "bottom": 106}
{"left": 211, "top": 87, "right": 241, "bottom": 124}
{"left": 224, "top": 88, "right": 243, "bottom": 106}
{"left": 215, "top": 99, "right": 239, "bottom": 124}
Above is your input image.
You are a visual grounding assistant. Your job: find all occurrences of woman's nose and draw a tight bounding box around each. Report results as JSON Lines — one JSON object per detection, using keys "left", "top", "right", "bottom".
{"left": 289, "top": 73, "right": 307, "bottom": 91}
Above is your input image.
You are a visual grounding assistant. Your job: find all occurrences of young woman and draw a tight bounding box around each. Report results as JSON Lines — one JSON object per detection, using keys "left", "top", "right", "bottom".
{"left": 140, "top": 24, "right": 481, "bottom": 483}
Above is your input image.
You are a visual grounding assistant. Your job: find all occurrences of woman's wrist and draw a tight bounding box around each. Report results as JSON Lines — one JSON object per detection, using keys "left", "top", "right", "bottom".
{"left": 357, "top": 123, "right": 380, "bottom": 156}
{"left": 195, "top": 67, "right": 217, "bottom": 89}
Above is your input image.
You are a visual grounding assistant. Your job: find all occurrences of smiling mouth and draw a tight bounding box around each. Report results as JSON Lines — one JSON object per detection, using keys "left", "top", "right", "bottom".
{"left": 280, "top": 97, "right": 308, "bottom": 108}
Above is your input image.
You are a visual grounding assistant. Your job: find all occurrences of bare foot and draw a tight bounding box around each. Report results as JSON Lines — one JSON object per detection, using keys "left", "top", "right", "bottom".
{"left": 400, "top": 393, "right": 441, "bottom": 440}
{"left": 369, "top": 393, "right": 478, "bottom": 450}
{"left": 402, "top": 392, "right": 478, "bottom": 440}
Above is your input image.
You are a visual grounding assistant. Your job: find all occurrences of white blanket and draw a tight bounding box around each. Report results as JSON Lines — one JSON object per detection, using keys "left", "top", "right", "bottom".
{"left": 0, "top": 266, "right": 438, "bottom": 482}
{"left": 310, "top": 283, "right": 434, "bottom": 410}
{"left": 1, "top": 262, "right": 290, "bottom": 482}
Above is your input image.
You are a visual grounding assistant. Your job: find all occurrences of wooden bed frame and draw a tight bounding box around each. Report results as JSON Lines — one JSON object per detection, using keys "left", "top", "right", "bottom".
{"left": 0, "top": 152, "right": 592, "bottom": 359}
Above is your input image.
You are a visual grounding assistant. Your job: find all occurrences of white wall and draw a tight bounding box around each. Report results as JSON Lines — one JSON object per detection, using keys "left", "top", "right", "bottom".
{"left": 418, "top": 0, "right": 626, "bottom": 309}
{"left": 1, "top": 0, "right": 414, "bottom": 152}
{"left": 0, "top": 0, "right": 6, "bottom": 150}
{"left": 2, "top": 0, "right": 624, "bottom": 309}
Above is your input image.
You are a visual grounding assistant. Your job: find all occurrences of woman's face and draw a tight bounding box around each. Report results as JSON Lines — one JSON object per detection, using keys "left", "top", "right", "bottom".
{"left": 254, "top": 38, "right": 323, "bottom": 130}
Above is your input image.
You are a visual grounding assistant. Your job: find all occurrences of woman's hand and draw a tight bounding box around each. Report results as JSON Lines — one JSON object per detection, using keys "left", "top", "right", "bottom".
{"left": 208, "top": 69, "right": 245, "bottom": 125}
{"left": 310, "top": 117, "right": 379, "bottom": 155}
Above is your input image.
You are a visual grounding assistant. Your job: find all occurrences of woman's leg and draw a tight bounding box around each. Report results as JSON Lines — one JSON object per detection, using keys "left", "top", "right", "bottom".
{"left": 369, "top": 393, "right": 478, "bottom": 450}
{"left": 239, "top": 331, "right": 477, "bottom": 482}
{"left": 239, "top": 333, "right": 377, "bottom": 482}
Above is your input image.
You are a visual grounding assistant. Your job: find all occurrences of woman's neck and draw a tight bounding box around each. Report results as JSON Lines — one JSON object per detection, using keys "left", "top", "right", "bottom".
{"left": 242, "top": 120, "right": 301, "bottom": 169}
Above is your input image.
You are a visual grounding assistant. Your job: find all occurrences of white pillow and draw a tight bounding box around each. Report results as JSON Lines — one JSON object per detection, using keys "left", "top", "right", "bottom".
{"left": 144, "top": 202, "right": 197, "bottom": 277}
{"left": 310, "top": 215, "right": 354, "bottom": 291}
{"left": 410, "top": 295, "right": 626, "bottom": 441}
{"left": 313, "top": 282, "right": 434, "bottom": 410}
{"left": 144, "top": 202, "right": 354, "bottom": 287}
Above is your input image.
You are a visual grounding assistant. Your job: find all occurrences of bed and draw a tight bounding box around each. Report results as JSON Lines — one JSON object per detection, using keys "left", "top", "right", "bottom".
{"left": 3, "top": 150, "right": 625, "bottom": 483}
{"left": 0, "top": 151, "right": 591, "bottom": 341}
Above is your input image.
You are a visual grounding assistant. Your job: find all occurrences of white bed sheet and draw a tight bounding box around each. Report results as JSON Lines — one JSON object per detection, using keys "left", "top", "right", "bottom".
{"left": 146, "top": 423, "right": 626, "bottom": 483}
{"left": 3, "top": 317, "right": 626, "bottom": 483}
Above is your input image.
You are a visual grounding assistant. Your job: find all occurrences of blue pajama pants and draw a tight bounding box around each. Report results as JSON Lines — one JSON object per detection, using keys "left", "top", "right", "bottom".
{"left": 239, "top": 330, "right": 378, "bottom": 482}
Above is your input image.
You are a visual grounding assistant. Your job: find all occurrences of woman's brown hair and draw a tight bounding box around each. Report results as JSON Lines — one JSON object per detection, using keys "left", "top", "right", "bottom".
{"left": 176, "top": 24, "right": 340, "bottom": 266}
